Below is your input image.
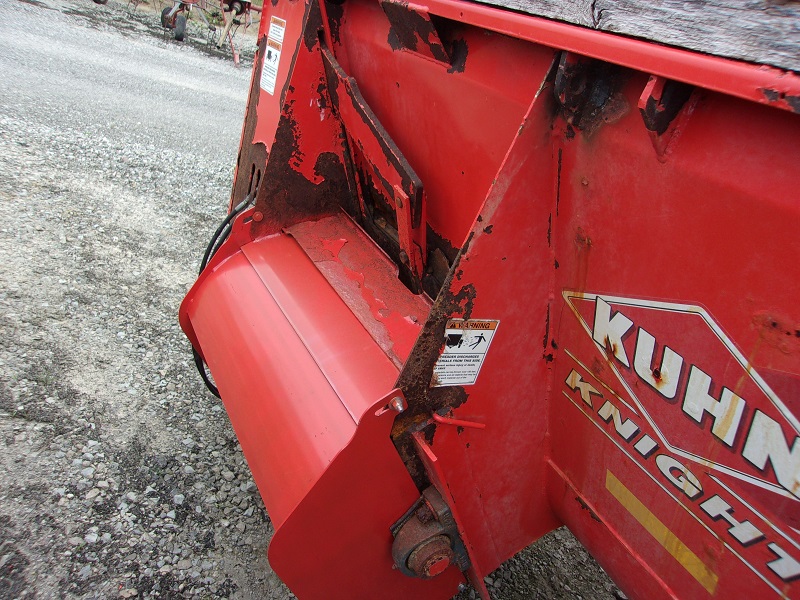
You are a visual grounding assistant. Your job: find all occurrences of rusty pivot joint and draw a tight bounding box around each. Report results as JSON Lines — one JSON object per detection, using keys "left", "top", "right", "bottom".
{"left": 390, "top": 486, "right": 469, "bottom": 579}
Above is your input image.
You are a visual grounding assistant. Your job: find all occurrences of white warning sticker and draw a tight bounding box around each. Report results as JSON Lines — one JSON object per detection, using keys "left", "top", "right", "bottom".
{"left": 267, "top": 16, "right": 286, "bottom": 43}
{"left": 431, "top": 319, "right": 499, "bottom": 387}
{"left": 260, "top": 17, "right": 286, "bottom": 95}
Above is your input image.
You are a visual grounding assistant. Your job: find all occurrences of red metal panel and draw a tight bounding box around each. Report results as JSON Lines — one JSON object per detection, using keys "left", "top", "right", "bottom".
{"left": 413, "top": 431, "right": 494, "bottom": 599}
{"left": 381, "top": 16, "right": 800, "bottom": 597}
{"left": 250, "top": 1, "right": 311, "bottom": 151}
{"left": 332, "top": 0, "right": 555, "bottom": 249}
{"left": 547, "top": 78, "right": 800, "bottom": 598}
{"left": 184, "top": 233, "right": 400, "bottom": 526}
{"left": 404, "top": 84, "right": 561, "bottom": 575}
{"left": 181, "top": 227, "right": 465, "bottom": 598}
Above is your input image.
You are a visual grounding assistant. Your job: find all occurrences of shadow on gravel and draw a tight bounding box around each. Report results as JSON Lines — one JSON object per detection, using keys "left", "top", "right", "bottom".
{"left": 0, "top": 517, "right": 33, "bottom": 599}
{"left": 18, "top": 0, "right": 53, "bottom": 9}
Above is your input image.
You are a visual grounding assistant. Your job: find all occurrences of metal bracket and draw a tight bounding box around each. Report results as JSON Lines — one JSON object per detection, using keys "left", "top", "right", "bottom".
{"left": 553, "top": 51, "right": 628, "bottom": 137}
{"left": 321, "top": 46, "right": 427, "bottom": 293}
{"left": 638, "top": 75, "right": 697, "bottom": 161}
{"left": 391, "top": 486, "right": 470, "bottom": 579}
{"left": 380, "top": 0, "right": 450, "bottom": 66}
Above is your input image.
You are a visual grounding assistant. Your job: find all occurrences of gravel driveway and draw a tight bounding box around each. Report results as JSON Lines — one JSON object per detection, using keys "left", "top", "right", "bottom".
{"left": 0, "top": 0, "right": 620, "bottom": 598}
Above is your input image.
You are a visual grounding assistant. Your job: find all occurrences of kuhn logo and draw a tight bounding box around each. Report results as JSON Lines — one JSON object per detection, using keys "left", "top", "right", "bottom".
{"left": 563, "top": 292, "right": 800, "bottom": 503}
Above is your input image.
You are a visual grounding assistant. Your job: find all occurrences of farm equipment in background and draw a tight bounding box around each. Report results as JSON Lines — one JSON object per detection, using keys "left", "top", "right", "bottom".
{"left": 215, "top": 0, "right": 260, "bottom": 54}
{"left": 159, "top": 0, "right": 203, "bottom": 42}
{"left": 157, "top": 0, "right": 260, "bottom": 64}
{"left": 179, "top": 0, "right": 800, "bottom": 598}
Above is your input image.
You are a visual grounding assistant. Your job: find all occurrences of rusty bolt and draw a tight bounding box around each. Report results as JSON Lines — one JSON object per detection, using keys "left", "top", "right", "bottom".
{"left": 416, "top": 504, "right": 434, "bottom": 524}
{"left": 252, "top": 211, "right": 264, "bottom": 222}
{"left": 407, "top": 535, "right": 454, "bottom": 579}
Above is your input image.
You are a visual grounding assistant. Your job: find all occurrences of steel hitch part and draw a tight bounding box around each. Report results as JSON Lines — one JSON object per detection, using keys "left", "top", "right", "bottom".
{"left": 391, "top": 487, "right": 469, "bottom": 579}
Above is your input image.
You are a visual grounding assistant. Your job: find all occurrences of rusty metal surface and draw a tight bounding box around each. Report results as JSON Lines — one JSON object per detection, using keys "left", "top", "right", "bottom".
{"left": 321, "top": 46, "right": 428, "bottom": 290}
{"left": 229, "top": 36, "right": 268, "bottom": 211}
{"left": 391, "top": 486, "right": 467, "bottom": 579}
{"left": 288, "top": 213, "right": 431, "bottom": 368}
{"left": 380, "top": 0, "right": 451, "bottom": 66}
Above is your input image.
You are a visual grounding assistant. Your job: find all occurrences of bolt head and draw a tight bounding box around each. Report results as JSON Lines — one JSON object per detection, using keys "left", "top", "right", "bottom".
{"left": 390, "top": 396, "right": 405, "bottom": 412}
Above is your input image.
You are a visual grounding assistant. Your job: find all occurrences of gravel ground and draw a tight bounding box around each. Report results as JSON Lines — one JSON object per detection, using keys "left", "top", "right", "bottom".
{"left": 0, "top": 0, "right": 621, "bottom": 598}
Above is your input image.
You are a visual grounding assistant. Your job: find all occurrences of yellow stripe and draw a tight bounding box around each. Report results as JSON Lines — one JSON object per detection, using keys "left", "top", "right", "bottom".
{"left": 606, "top": 470, "right": 719, "bottom": 595}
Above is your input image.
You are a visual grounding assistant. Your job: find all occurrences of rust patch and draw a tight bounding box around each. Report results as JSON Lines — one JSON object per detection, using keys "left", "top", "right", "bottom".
{"left": 554, "top": 53, "right": 629, "bottom": 137}
{"left": 752, "top": 311, "right": 800, "bottom": 355}
{"left": 324, "top": 0, "right": 344, "bottom": 46}
{"left": 759, "top": 88, "right": 800, "bottom": 114}
{"left": 303, "top": 0, "right": 323, "bottom": 52}
{"left": 640, "top": 79, "right": 693, "bottom": 136}
{"left": 446, "top": 38, "right": 468, "bottom": 74}
{"left": 591, "top": 357, "right": 606, "bottom": 377}
{"left": 603, "top": 335, "right": 618, "bottom": 361}
{"left": 231, "top": 38, "right": 269, "bottom": 209}
{"left": 591, "top": 91, "right": 629, "bottom": 133}
{"left": 555, "top": 148, "right": 562, "bottom": 216}
{"left": 761, "top": 88, "right": 781, "bottom": 102}
{"left": 382, "top": 0, "right": 449, "bottom": 63}
{"left": 576, "top": 496, "right": 602, "bottom": 522}
{"left": 543, "top": 304, "right": 550, "bottom": 350}
{"left": 427, "top": 225, "right": 459, "bottom": 265}
{"left": 391, "top": 256, "right": 477, "bottom": 489}
{"left": 249, "top": 101, "right": 350, "bottom": 237}
{"left": 574, "top": 227, "right": 591, "bottom": 293}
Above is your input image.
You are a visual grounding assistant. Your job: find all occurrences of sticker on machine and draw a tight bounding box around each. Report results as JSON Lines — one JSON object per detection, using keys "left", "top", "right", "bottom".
{"left": 431, "top": 319, "right": 499, "bottom": 387}
{"left": 260, "top": 17, "right": 286, "bottom": 95}
{"left": 267, "top": 16, "right": 286, "bottom": 43}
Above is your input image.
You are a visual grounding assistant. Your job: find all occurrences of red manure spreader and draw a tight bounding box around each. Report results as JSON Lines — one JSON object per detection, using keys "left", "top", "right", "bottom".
{"left": 179, "top": 0, "right": 800, "bottom": 597}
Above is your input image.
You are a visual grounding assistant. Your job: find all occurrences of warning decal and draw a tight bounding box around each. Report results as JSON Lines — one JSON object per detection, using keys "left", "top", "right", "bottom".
{"left": 431, "top": 319, "right": 499, "bottom": 387}
{"left": 260, "top": 17, "right": 286, "bottom": 95}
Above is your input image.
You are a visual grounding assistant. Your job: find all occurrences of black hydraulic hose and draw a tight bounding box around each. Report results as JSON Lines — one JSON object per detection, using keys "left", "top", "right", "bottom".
{"left": 193, "top": 348, "right": 221, "bottom": 398}
{"left": 198, "top": 192, "right": 254, "bottom": 275}
{"left": 192, "top": 192, "right": 256, "bottom": 398}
